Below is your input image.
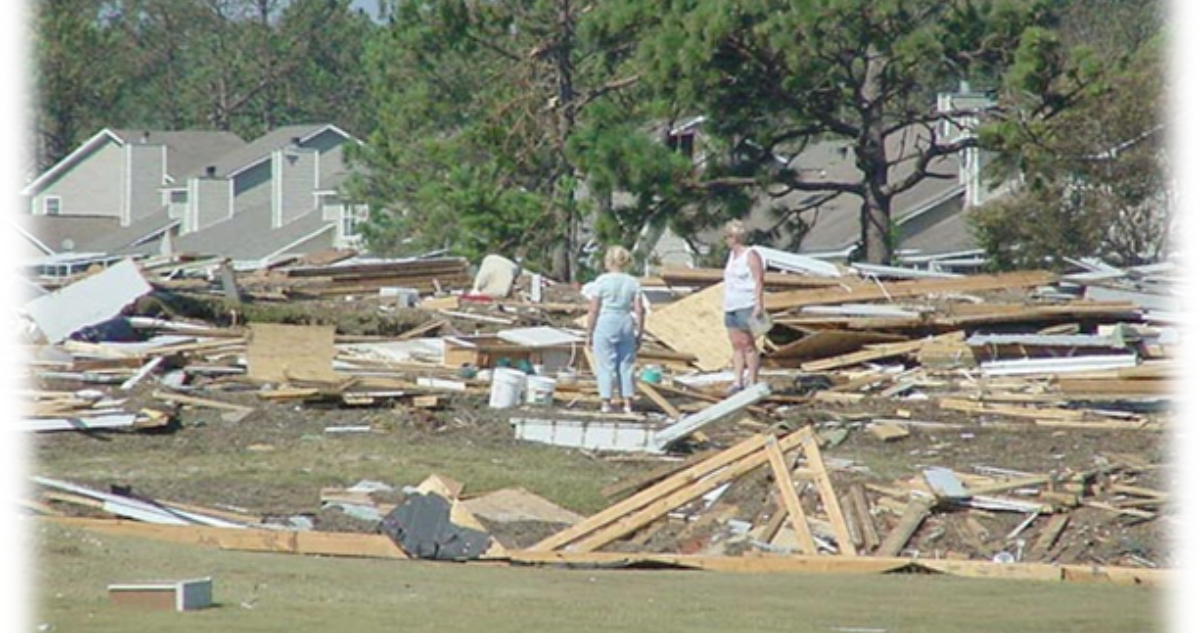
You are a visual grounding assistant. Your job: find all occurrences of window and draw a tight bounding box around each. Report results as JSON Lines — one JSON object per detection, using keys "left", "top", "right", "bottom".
{"left": 43, "top": 196, "right": 62, "bottom": 216}
{"left": 667, "top": 131, "right": 695, "bottom": 159}
{"left": 340, "top": 204, "right": 369, "bottom": 241}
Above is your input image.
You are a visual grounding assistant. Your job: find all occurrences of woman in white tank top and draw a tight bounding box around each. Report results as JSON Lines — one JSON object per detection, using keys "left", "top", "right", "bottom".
{"left": 721, "top": 220, "right": 765, "bottom": 392}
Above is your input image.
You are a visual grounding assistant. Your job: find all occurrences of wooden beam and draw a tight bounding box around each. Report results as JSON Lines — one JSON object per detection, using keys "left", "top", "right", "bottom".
{"left": 765, "top": 270, "right": 1057, "bottom": 311}
{"left": 848, "top": 484, "right": 880, "bottom": 552}
{"left": 1026, "top": 514, "right": 1070, "bottom": 562}
{"left": 46, "top": 517, "right": 407, "bottom": 559}
{"left": 876, "top": 497, "right": 934, "bottom": 557}
{"left": 799, "top": 430, "right": 857, "bottom": 556}
{"left": 558, "top": 429, "right": 812, "bottom": 554}
{"left": 528, "top": 433, "right": 773, "bottom": 552}
{"left": 764, "top": 436, "right": 816, "bottom": 555}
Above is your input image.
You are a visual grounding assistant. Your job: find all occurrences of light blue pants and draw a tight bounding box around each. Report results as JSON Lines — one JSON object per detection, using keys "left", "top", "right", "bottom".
{"left": 592, "top": 313, "right": 637, "bottom": 399}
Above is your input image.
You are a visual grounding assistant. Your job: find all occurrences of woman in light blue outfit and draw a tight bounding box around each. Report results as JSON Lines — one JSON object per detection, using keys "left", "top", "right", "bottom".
{"left": 585, "top": 246, "right": 644, "bottom": 414}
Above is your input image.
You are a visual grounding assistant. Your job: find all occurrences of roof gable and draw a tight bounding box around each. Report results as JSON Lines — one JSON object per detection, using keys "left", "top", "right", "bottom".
{"left": 182, "top": 123, "right": 358, "bottom": 181}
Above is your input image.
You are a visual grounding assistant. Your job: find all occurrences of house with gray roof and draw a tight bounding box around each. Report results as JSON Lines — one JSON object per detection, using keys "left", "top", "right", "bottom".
{"left": 20, "top": 123, "right": 370, "bottom": 273}
{"left": 19, "top": 128, "right": 246, "bottom": 256}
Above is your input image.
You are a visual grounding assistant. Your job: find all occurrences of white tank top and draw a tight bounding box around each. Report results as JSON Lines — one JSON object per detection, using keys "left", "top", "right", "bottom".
{"left": 723, "top": 247, "right": 758, "bottom": 311}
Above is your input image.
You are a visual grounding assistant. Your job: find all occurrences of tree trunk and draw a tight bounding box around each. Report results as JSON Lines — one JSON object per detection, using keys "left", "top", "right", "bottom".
{"left": 857, "top": 45, "right": 892, "bottom": 265}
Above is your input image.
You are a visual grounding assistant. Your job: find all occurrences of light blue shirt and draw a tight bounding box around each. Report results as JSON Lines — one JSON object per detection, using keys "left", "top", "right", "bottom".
{"left": 591, "top": 272, "right": 640, "bottom": 315}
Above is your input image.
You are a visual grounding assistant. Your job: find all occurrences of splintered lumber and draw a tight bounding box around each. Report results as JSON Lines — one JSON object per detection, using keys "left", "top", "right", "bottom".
{"left": 529, "top": 429, "right": 810, "bottom": 553}
{"left": 765, "top": 270, "right": 1057, "bottom": 311}
{"left": 49, "top": 517, "right": 407, "bottom": 559}
{"left": 764, "top": 436, "right": 816, "bottom": 555}
{"left": 876, "top": 497, "right": 935, "bottom": 557}
{"left": 799, "top": 430, "right": 857, "bottom": 556}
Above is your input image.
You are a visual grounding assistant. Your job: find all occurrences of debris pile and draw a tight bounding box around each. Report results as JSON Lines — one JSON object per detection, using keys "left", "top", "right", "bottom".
{"left": 22, "top": 250, "right": 1175, "bottom": 585}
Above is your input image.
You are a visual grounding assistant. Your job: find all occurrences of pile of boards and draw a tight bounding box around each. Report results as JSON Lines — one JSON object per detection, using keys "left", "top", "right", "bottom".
{"left": 19, "top": 252, "right": 1176, "bottom": 584}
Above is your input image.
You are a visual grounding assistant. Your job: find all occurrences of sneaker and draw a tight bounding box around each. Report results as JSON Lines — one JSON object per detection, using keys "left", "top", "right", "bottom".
{"left": 623, "top": 403, "right": 634, "bottom": 415}
{"left": 600, "top": 402, "right": 613, "bottom": 414}
{"left": 724, "top": 382, "right": 744, "bottom": 397}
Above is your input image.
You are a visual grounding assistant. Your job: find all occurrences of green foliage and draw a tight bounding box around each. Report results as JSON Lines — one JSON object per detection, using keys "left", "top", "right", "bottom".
{"left": 32, "top": 0, "right": 375, "bottom": 168}
{"left": 32, "top": 0, "right": 130, "bottom": 168}
{"left": 350, "top": 0, "right": 653, "bottom": 281}
{"left": 977, "top": 12, "right": 1168, "bottom": 268}
{"left": 585, "top": 0, "right": 1062, "bottom": 265}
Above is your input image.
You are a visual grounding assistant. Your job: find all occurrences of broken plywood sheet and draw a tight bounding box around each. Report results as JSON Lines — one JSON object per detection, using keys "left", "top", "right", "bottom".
{"left": 460, "top": 488, "right": 585, "bottom": 525}
{"left": 644, "top": 283, "right": 730, "bottom": 371}
{"left": 23, "top": 258, "right": 152, "bottom": 344}
{"left": 247, "top": 323, "right": 339, "bottom": 383}
{"left": 766, "top": 330, "right": 906, "bottom": 365}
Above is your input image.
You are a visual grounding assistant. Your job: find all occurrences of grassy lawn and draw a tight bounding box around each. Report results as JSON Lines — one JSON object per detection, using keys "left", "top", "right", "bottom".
{"left": 31, "top": 520, "right": 1163, "bottom": 633}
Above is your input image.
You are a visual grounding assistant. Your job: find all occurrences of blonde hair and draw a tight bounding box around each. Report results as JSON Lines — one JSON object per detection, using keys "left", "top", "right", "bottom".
{"left": 604, "top": 245, "right": 631, "bottom": 272}
{"left": 724, "top": 219, "right": 748, "bottom": 242}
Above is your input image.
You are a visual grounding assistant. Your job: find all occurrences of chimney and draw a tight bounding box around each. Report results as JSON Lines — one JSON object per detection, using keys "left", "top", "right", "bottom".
{"left": 141, "top": 131, "right": 151, "bottom": 144}
{"left": 205, "top": 165, "right": 217, "bottom": 178}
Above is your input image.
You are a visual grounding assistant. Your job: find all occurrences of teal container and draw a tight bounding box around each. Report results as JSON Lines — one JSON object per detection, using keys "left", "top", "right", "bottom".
{"left": 639, "top": 366, "right": 662, "bottom": 384}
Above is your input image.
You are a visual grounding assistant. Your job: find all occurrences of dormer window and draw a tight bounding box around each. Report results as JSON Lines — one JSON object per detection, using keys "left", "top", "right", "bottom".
{"left": 667, "top": 131, "right": 695, "bottom": 159}
{"left": 43, "top": 196, "right": 61, "bottom": 216}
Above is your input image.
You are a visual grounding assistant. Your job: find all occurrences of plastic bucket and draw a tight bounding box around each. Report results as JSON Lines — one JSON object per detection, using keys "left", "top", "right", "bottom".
{"left": 525, "top": 375, "right": 557, "bottom": 406}
{"left": 488, "top": 367, "right": 527, "bottom": 409}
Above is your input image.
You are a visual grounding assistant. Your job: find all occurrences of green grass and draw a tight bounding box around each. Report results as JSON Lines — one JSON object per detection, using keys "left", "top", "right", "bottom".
{"left": 33, "top": 520, "right": 1163, "bottom": 633}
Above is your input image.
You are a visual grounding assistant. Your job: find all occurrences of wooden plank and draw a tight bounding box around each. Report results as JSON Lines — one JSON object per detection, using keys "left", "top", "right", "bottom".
{"left": 566, "top": 429, "right": 811, "bottom": 553}
{"left": 763, "top": 437, "right": 816, "bottom": 555}
{"left": 643, "top": 283, "right": 730, "bottom": 371}
{"left": 800, "top": 339, "right": 924, "bottom": 372}
{"left": 848, "top": 483, "right": 881, "bottom": 552}
{"left": 528, "top": 433, "right": 775, "bottom": 552}
{"left": 1026, "top": 514, "right": 1070, "bottom": 562}
{"left": 505, "top": 550, "right": 918, "bottom": 575}
{"left": 757, "top": 502, "right": 789, "bottom": 543}
{"left": 1055, "top": 378, "right": 1170, "bottom": 396}
{"left": 599, "top": 451, "right": 717, "bottom": 500}
{"left": 636, "top": 381, "right": 682, "bottom": 419}
{"left": 151, "top": 390, "right": 254, "bottom": 413}
{"left": 47, "top": 517, "right": 407, "bottom": 559}
{"left": 799, "top": 430, "right": 857, "bottom": 556}
{"left": 876, "top": 497, "right": 934, "bottom": 557}
{"left": 766, "top": 270, "right": 1057, "bottom": 311}
{"left": 658, "top": 267, "right": 860, "bottom": 289}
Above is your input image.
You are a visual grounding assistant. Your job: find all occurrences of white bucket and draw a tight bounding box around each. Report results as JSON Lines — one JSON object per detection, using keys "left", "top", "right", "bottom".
{"left": 525, "top": 375, "right": 557, "bottom": 406}
{"left": 488, "top": 368, "right": 527, "bottom": 409}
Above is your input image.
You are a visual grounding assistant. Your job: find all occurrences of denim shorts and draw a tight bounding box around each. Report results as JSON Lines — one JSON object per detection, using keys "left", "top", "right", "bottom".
{"left": 724, "top": 307, "right": 753, "bottom": 330}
